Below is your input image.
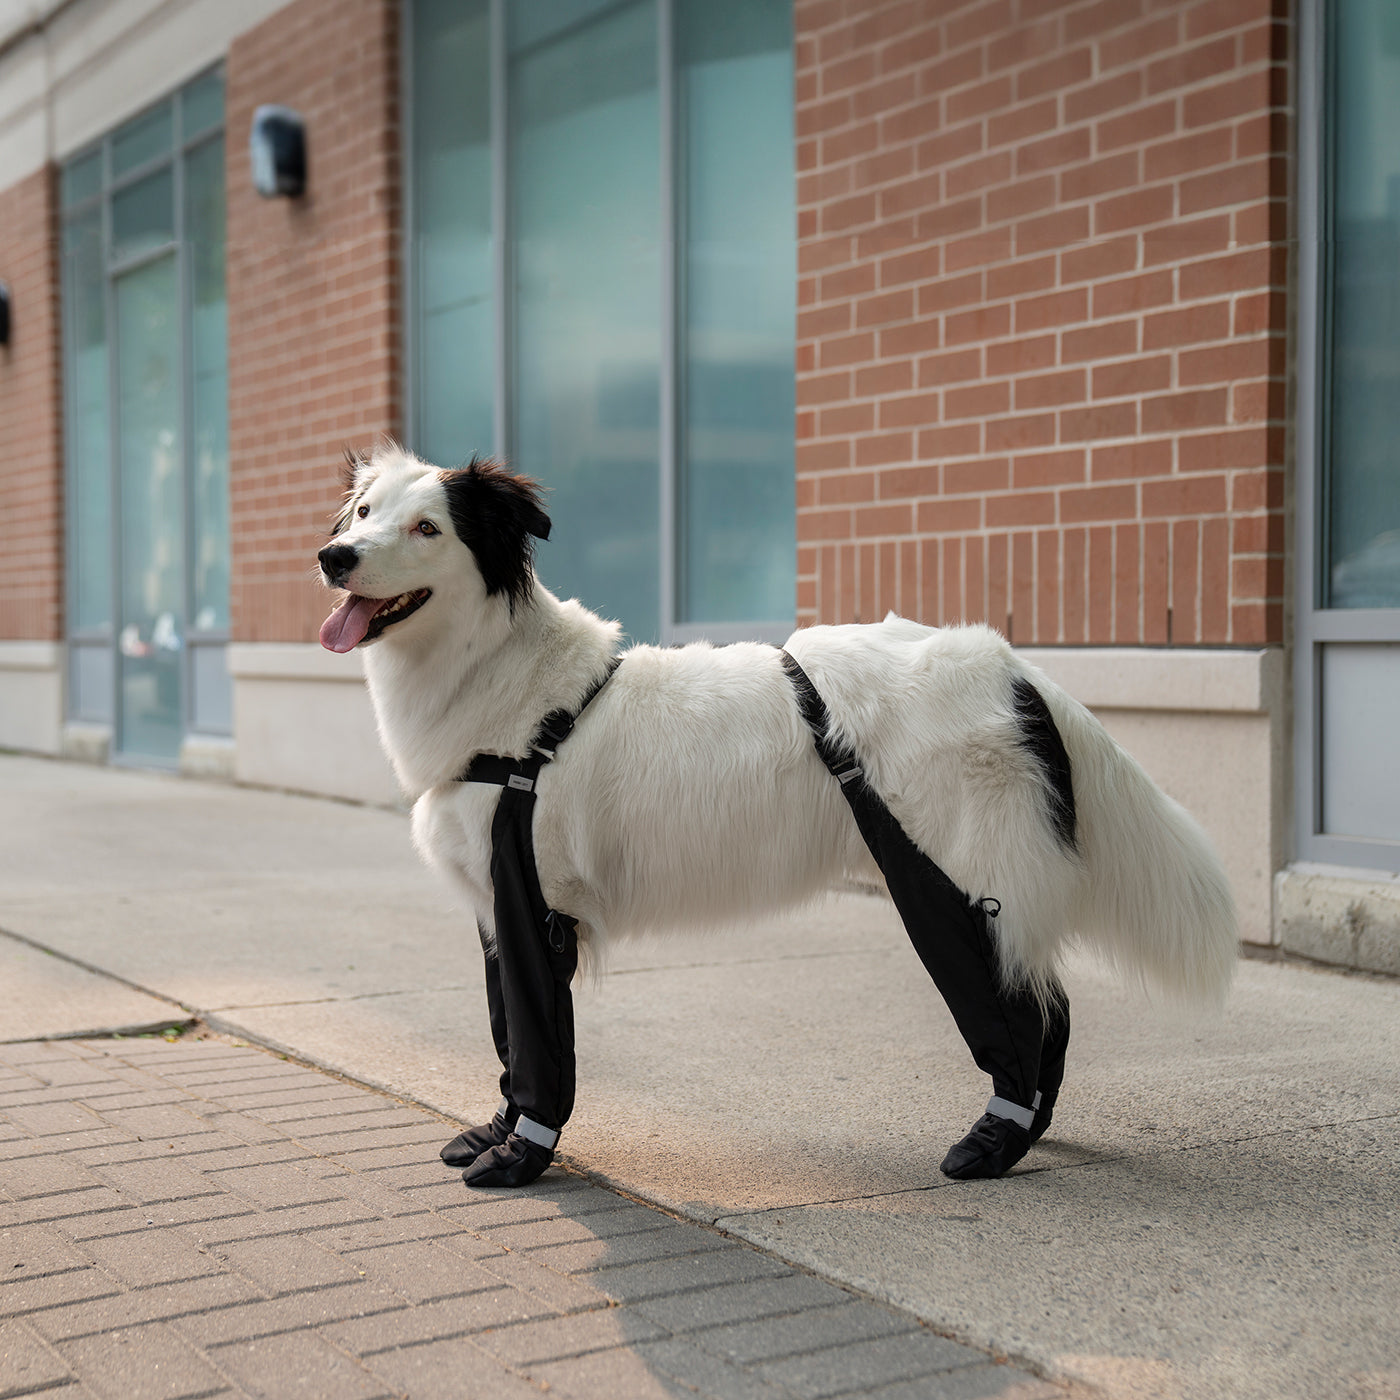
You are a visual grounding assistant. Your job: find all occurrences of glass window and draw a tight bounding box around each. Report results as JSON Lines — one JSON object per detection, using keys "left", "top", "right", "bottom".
{"left": 186, "top": 137, "right": 229, "bottom": 634}
{"left": 111, "top": 104, "right": 173, "bottom": 177}
{"left": 61, "top": 151, "right": 102, "bottom": 208}
{"left": 62, "top": 211, "right": 111, "bottom": 632}
{"left": 409, "top": 1, "right": 795, "bottom": 643}
{"left": 676, "top": 0, "right": 795, "bottom": 625}
{"left": 181, "top": 70, "right": 225, "bottom": 138}
{"left": 1324, "top": 0, "right": 1400, "bottom": 608}
{"left": 59, "top": 69, "right": 228, "bottom": 762}
{"left": 412, "top": 0, "right": 494, "bottom": 466}
{"left": 115, "top": 255, "right": 183, "bottom": 761}
{"left": 112, "top": 168, "right": 174, "bottom": 262}
{"left": 511, "top": 0, "right": 662, "bottom": 641}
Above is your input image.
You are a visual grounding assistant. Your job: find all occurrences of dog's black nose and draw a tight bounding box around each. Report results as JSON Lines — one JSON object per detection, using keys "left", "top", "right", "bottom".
{"left": 319, "top": 543, "right": 359, "bottom": 587}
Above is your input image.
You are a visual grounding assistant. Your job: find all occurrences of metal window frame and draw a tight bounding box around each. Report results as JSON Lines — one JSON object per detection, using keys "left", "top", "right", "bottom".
{"left": 59, "top": 66, "right": 230, "bottom": 765}
{"left": 1292, "top": 0, "right": 1400, "bottom": 872}
{"left": 402, "top": 0, "right": 795, "bottom": 647}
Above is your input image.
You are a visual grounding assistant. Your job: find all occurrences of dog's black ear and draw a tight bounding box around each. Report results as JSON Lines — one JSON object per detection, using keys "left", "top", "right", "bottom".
{"left": 439, "top": 457, "right": 550, "bottom": 609}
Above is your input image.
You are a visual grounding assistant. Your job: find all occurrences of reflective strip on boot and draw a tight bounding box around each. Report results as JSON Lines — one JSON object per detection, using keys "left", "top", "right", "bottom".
{"left": 514, "top": 1115, "right": 560, "bottom": 1150}
{"left": 985, "top": 1093, "right": 1039, "bottom": 1132}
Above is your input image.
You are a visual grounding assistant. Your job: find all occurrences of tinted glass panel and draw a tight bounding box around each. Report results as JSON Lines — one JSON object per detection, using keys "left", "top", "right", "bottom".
{"left": 1321, "top": 643, "right": 1400, "bottom": 839}
{"left": 112, "top": 103, "right": 172, "bottom": 176}
{"left": 112, "top": 168, "right": 173, "bottom": 261}
{"left": 1325, "top": 0, "right": 1400, "bottom": 608}
{"left": 676, "top": 0, "right": 795, "bottom": 624}
{"left": 182, "top": 70, "right": 224, "bottom": 138}
{"left": 61, "top": 151, "right": 102, "bottom": 207}
{"left": 185, "top": 137, "right": 229, "bottom": 635}
{"left": 510, "top": 0, "right": 661, "bottom": 641}
{"left": 115, "top": 255, "right": 183, "bottom": 762}
{"left": 63, "top": 211, "right": 112, "bottom": 631}
{"left": 413, "top": 0, "right": 494, "bottom": 465}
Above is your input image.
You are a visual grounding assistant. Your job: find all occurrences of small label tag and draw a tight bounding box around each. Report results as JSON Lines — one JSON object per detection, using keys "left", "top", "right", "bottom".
{"left": 507, "top": 774, "right": 534, "bottom": 792}
{"left": 837, "top": 766, "right": 862, "bottom": 784}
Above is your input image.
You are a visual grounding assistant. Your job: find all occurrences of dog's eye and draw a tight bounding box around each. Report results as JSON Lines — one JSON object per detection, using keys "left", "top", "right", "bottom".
{"left": 357, "top": 504, "right": 370, "bottom": 518}
{"left": 417, "top": 520, "right": 439, "bottom": 537}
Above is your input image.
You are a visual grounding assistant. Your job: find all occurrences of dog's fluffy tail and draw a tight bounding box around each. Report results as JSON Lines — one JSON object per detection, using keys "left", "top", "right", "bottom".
{"left": 1028, "top": 670, "right": 1238, "bottom": 1006}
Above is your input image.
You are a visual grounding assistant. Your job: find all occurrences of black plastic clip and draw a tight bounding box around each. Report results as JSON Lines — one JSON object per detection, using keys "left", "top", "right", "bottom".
{"left": 533, "top": 711, "right": 575, "bottom": 762}
{"left": 544, "top": 909, "right": 571, "bottom": 953}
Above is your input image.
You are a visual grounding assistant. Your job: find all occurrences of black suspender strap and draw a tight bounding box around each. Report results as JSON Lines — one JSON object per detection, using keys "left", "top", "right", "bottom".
{"left": 779, "top": 646, "right": 1055, "bottom": 1119}
{"left": 778, "top": 650, "right": 865, "bottom": 788}
{"left": 457, "top": 657, "right": 621, "bottom": 788}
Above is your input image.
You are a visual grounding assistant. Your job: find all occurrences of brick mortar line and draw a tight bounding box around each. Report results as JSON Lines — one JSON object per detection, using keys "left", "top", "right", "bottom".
{"left": 798, "top": 31, "right": 1285, "bottom": 99}
{"left": 797, "top": 84, "right": 1290, "bottom": 152}
{"left": 799, "top": 144, "right": 1285, "bottom": 211}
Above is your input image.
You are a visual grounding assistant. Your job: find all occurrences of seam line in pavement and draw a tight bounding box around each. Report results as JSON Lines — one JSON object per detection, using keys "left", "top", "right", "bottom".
{"left": 0, "top": 925, "right": 193, "bottom": 1025}
{"left": 205, "top": 984, "right": 474, "bottom": 1011}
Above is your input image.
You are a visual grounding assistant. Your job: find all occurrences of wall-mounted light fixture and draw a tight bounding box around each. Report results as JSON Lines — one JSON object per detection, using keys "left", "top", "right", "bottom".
{"left": 0, "top": 282, "right": 10, "bottom": 346}
{"left": 250, "top": 105, "right": 306, "bottom": 198}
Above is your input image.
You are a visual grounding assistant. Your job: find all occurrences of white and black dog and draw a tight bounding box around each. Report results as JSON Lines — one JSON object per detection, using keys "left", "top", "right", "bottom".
{"left": 318, "top": 443, "right": 1236, "bottom": 1186}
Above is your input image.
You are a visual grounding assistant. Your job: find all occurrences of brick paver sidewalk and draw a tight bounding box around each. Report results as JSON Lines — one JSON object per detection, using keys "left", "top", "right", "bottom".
{"left": 0, "top": 1035, "right": 1060, "bottom": 1400}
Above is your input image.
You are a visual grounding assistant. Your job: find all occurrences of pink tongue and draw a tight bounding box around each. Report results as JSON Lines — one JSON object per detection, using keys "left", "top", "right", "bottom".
{"left": 319, "top": 595, "right": 386, "bottom": 653}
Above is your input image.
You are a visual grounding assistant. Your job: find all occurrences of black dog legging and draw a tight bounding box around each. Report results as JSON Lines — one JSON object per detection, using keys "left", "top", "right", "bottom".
{"left": 779, "top": 650, "right": 1071, "bottom": 1130}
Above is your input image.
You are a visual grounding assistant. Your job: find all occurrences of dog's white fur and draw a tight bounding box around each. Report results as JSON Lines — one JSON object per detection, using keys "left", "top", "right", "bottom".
{"left": 322, "top": 445, "right": 1238, "bottom": 1005}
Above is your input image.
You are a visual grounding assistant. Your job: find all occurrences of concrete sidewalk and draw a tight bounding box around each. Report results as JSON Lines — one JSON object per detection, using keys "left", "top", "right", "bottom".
{"left": 1, "top": 753, "right": 1398, "bottom": 1400}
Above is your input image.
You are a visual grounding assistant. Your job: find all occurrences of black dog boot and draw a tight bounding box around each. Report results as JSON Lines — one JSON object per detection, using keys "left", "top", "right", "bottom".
{"left": 940, "top": 1100, "right": 1033, "bottom": 1180}
{"left": 440, "top": 1108, "right": 515, "bottom": 1168}
{"left": 462, "top": 1133, "right": 554, "bottom": 1188}
{"left": 461, "top": 1114, "right": 559, "bottom": 1188}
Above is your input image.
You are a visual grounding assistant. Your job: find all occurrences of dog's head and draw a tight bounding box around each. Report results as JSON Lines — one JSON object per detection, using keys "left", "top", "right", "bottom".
{"left": 317, "top": 444, "right": 550, "bottom": 653}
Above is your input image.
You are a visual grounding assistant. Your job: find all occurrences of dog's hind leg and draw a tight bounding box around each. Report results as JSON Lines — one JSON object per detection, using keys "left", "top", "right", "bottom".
{"left": 780, "top": 650, "right": 1068, "bottom": 1180}
{"left": 875, "top": 827, "right": 1066, "bottom": 1180}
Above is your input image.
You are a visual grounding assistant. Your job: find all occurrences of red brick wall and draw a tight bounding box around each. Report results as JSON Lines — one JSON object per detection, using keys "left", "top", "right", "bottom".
{"left": 226, "top": 0, "right": 400, "bottom": 643}
{"left": 0, "top": 166, "right": 63, "bottom": 641}
{"left": 794, "top": 0, "right": 1289, "bottom": 646}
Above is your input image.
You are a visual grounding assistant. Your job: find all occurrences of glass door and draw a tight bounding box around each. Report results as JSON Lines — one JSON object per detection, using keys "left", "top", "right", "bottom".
{"left": 115, "top": 255, "right": 183, "bottom": 762}
{"left": 61, "top": 71, "right": 229, "bottom": 766}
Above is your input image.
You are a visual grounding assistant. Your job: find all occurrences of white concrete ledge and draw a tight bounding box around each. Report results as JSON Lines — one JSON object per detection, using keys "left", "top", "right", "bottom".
{"left": 0, "top": 642, "right": 61, "bottom": 753}
{"left": 1276, "top": 864, "right": 1400, "bottom": 976}
{"left": 1015, "top": 647, "right": 1282, "bottom": 714}
{"left": 0, "top": 640, "right": 62, "bottom": 671}
{"left": 227, "top": 642, "right": 367, "bottom": 684}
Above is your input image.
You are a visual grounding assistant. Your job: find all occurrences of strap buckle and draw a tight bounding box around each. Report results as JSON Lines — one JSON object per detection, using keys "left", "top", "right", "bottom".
{"left": 532, "top": 711, "right": 575, "bottom": 762}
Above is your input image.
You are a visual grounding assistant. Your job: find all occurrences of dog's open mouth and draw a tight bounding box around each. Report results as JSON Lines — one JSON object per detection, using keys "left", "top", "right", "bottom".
{"left": 319, "top": 589, "right": 431, "bottom": 653}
